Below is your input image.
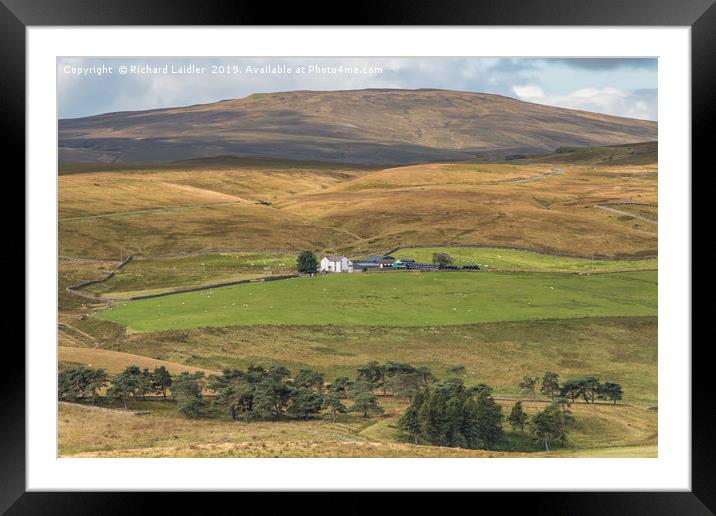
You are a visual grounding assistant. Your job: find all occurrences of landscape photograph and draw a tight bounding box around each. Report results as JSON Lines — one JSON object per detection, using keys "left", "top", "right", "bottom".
{"left": 57, "top": 57, "right": 658, "bottom": 458}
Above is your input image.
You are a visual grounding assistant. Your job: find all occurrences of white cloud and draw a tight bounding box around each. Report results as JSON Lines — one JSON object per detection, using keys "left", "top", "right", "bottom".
{"left": 512, "top": 85, "right": 545, "bottom": 99}
{"left": 57, "top": 57, "right": 657, "bottom": 121}
{"left": 512, "top": 85, "right": 656, "bottom": 121}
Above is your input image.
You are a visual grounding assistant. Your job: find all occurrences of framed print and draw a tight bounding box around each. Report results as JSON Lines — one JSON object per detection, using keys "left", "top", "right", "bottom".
{"left": 5, "top": 0, "right": 710, "bottom": 511}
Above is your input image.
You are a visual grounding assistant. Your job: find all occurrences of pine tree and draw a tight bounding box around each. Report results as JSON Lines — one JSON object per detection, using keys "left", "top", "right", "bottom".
{"left": 597, "top": 382, "right": 624, "bottom": 404}
{"left": 508, "top": 401, "right": 528, "bottom": 432}
{"left": 321, "top": 394, "right": 347, "bottom": 423}
{"left": 327, "top": 376, "right": 350, "bottom": 398}
{"left": 85, "top": 368, "right": 108, "bottom": 405}
{"left": 397, "top": 389, "right": 425, "bottom": 443}
{"left": 151, "top": 366, "right": 173, "bottom": 400}
{"left": 287, "top": 388, "right": 323, "bottom": 419}
{"left": 540, "top": 372, "right": 560, "bottom": 400}
{"left": 356, "top": 361, "right": 386, "bottom": 394}
{"left": 519, "top": 375, "right": 539, "bottom": 400}
{"left": 474, "top": 391, "right": 503, "bottom": 448}
{"left": 419, "top": 387, "right": 449, "bottom": 445}
{"left": 172, "top": 371, "right": 205, "bottom": 418}
{"left": 253, "top": 378, "right": 293, "bottom": 419}
{"left": 460, "top": 397, "right": 484, "bottom": 449}
{"left": 137, "top": 368, "right": 153, "bottom": 400}
{"left": 349, "top": 392, "right": 384, "bottom": 418}
{"left": 296, "top": 251, "right": 318, "bottom": 273}
{"left": 293, "top": 368, "right": 325, "bottom": 394}
{"left": 108, "top": 366, "right": 143, "bottom": 409}
{"left": 530, "top": 402, "right": 574, "bottom": 451}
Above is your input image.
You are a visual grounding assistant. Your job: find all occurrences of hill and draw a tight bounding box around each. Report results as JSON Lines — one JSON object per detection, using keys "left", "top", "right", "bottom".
{"left": 58, "top": 141, "right": 657, "bottom": 260}
{"left": 59, "top": 89, "right": 657, "bottom": 165}
{"left": 515, "top": 141, "right": 658, "bottom": 166}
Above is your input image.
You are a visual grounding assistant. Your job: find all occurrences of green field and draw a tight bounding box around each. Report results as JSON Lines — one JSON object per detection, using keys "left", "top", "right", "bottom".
{"left": 97, "top": 270, "right": 657, "bottom": 332}
{"left": 85, "top": 252, "right": 296, "bottom": 296}
{"left": 82, "top": 247, "right": 658, "bottom": 300}
{"left": 392, "top": 247, "right": 657, "bottom": 272}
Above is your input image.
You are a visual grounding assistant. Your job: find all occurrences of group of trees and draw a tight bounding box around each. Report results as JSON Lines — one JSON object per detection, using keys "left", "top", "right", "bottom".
{"left": 519, "top": 372, "right": 623, "bottom": 404}
{"left": 58, "top": 366, "right": 110, "bottom": 405}
{"left": 397, "top": 378, "right": 503, "bottom": 450}
{"left": 355, "top": 360, "right": 435, "bottom": 397}
{"left": 57, "top": 362, "right": 398, "bottom": 422}
{"left": 207, "top": 364, "right": 390, "bottom": 422}
{"left": 59, "top": 362, "right": 624, "bottom": 452}
{"left": 59, "top": 365, "right": 173, "bottom": 408}
{"left": 508, "top": 400, "right": 575, "bottom": 451}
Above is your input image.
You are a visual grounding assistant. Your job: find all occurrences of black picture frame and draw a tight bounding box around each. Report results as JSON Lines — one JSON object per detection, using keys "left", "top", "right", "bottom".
{"left": 4, "top": 0, "right": 709, "bottom": 511}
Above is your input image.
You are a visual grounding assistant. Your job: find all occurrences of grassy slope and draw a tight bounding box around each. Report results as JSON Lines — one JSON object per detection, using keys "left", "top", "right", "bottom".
{"left": 85, "top": 252, "right": 297, "bottom": 296}
{"left": 59, "top": 202, "right": 354, "bottom": 260}
{"left": 96, "top": 271, "right": 657, "bottom": 332}
{"left": 392, "top": 247, "right": 657, "bottom": 272}
{"left": 58, "top": 164, "right": 369, "bottom": 259}
{"left": 58, "top": 165, "right": 366, "bottom": 218}
{"left": 277, "top": 159, "right": 657, "bottom": 258}
{"left": 58, "top": 346, "right": 217, "bottom": 376}
{"left": 97, "top": 316, "right": 656, "bottom": 404}
{"left": 58, "top": 144, "right": 657, "bottom": 260}
{"left": 516, "top": 141, "right": 658, "bottom": 167}
{"left": 58, "top": 398, "right": 656, "bottom": 458}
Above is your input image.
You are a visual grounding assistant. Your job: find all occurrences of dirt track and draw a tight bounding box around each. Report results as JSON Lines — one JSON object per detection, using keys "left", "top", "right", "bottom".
{"left": 498, "top": 167, "right": 565, "bottom": 184}
{"left": 594, "top": 204, "right": 657, "bottom": 225}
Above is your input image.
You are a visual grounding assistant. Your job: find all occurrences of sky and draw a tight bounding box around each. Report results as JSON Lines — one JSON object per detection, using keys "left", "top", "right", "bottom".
{"left": 57, "top": 57, "right": 657, "bottom": 121}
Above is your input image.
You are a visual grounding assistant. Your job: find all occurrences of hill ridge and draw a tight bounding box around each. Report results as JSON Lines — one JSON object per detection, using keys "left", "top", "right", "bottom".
{"left": 59, "top": 88, "right": 658, "bottom": 165}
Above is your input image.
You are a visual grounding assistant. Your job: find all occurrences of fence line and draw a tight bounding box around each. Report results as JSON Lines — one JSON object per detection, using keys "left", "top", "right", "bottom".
{"left": 125, "top": 274, "right": 300, "bottom": 300}
{"left": 65, "top": 255, "right": 135, "bottom": 301}
{"left": 383, "top": 244, "right": 657, "bottom": 261}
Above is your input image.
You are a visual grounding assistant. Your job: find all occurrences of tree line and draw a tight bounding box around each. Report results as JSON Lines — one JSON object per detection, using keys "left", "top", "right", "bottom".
{"left": 59, "top": 365, "right": 172, "bottom": 408}
{"left": 59, "top": 363, "right": 624, "bottom": 452}
{"left": 206, "top": 364, "right": 385, "bottom": 421}
{"left": 58, "top": 363, "right": 391, "bottom": 422}
{"left": 518, "top": 372, "right": 623, "bottom": 404}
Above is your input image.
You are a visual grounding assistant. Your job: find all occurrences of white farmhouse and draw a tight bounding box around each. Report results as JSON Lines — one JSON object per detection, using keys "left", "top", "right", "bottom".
{"left": 319, "top": 255, "right": 353, "bottom": 273}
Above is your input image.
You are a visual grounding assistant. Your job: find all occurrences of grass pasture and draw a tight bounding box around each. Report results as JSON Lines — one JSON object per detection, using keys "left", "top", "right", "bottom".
{"left": 85, "top": 252, "right": 297, "bottom": 297}
{"left": 392, "top": 247, "right": 657, "bottom": 272}
{"left": 96, "top": 270, "right": 657, "bottom": 332}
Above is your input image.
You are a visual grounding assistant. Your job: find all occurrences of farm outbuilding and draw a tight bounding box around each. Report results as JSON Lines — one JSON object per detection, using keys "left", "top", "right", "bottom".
{"left": 319, "top": 255, "right": 354, "bottom": 273}
{"left": 376, "top": 259, "right": 396, "bottom": 268}
{"left": 353, "top": 254, "right": 395, "bottom": 270}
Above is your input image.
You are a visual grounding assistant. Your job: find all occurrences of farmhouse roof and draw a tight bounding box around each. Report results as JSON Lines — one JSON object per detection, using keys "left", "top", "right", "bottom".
{"left": 324, "top": 255, "right": 349, "bottom": 261}
{"left": 364, "top": 255, "right": 395, "bottom": 263}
